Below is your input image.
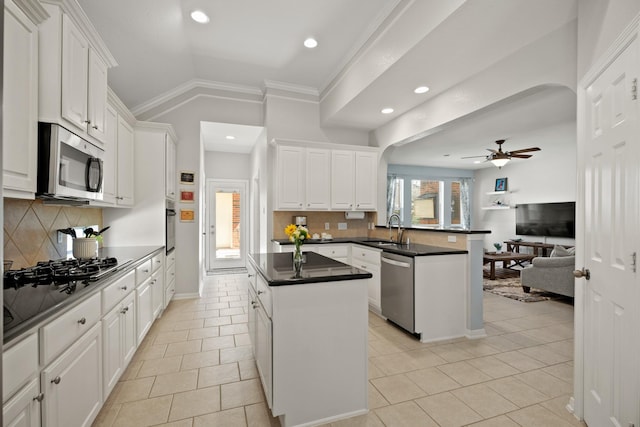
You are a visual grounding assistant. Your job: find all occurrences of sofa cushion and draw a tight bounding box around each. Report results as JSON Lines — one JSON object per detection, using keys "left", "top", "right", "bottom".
{"left": 550, "top": 245, "right": 575, "bottom": 257}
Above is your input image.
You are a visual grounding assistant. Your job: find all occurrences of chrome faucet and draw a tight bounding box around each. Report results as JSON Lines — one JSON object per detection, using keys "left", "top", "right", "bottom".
{"left": 387, "top": 214, "right": 403, "bottom": 243}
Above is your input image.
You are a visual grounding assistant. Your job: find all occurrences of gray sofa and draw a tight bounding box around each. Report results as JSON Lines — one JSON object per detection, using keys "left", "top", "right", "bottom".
{"left": 520, "top": 255, "right": 575, "bottom": 297}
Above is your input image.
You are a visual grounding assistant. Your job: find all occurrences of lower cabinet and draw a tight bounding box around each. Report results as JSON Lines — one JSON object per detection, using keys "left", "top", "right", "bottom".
{"left": 2, "top": 377, "right": 40, "bottom": 427}
{"left": 150, "top": 268, "right": 164, "bottom": 319}
{"left": 254, "top": 300, "right": 272, "bottom": 409}
{"left": 41, "top": 323, "right": 102, "bottom": 427}
{"left": 102, "top": 292, "right": 136, "bottom": 397}
{"left": 350, "top": 245, "right": 382, "bottom": 313}
{"left": 136, "top": 279, "right": 153, "bottom": 344}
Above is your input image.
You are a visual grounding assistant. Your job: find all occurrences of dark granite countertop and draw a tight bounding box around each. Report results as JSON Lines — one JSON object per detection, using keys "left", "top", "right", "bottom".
{"left": 373, "top": 226, "right": 491, "bottom": 234}
{"left": 249, "top": 252, "right": 372, "bottom": 286}
{"left": 272, "top": 238, "right": 468, "bottom": 257}
{"left": 3, "top": 246, "right": 164, "bottom": 346}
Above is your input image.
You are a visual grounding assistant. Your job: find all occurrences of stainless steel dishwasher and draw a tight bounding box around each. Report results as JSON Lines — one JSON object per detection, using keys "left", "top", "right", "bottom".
{"left": 381, "top": 251, "right": 415, "bottom": 333}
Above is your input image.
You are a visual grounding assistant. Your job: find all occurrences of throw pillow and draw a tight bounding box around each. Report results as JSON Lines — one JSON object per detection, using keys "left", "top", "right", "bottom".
{"left": 550, "top": 245, "right": 575, "bottom": 257}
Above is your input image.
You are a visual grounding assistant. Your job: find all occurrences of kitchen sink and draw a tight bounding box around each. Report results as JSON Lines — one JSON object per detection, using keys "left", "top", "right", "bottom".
{"left": 376, "top": 241, "right": 397, "bottom": 246}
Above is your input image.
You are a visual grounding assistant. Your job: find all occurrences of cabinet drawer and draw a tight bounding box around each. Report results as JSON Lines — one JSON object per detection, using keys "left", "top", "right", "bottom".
{"left": 247, "top": 263, "right": 257, "bottom": 292}
{"left": 3, "top": 333, "right": 38, "bottom": 403}
{"left": 136, "top": 259, "right": 152, "bottom": 285}
{"left": 41, "top": 292, "right": 102, "bottom": 365}
{"left": 165, "top": 283, "right": 175, "bottom": 306}
{"left": 318, "top": 244, "right": 350, "bottom": 260}
{"left": 102, "top": 270, "right": 135, "bottom": 314}
{"left": 151, "top": 253, "right": 163, "bottom": 272}
{"left": 256, "top": 275, "right": 272, "bottom": 318}
{"left": 166, "top": 251, "right": 176, "bottom": 267}
{"left": 351, "top": 245, "right": 381, "bottom": 266}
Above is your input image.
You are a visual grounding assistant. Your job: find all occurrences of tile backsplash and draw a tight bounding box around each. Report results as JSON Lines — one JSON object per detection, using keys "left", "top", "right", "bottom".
{"left": 273, "top": 211, "right": 375, "bottom": 240}
{"left": 4, "top": 199, "right": 103, "bottom": 269}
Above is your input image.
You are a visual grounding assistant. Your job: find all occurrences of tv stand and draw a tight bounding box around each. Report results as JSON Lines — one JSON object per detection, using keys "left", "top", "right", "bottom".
{"left": 504, "top": 240, "right": 570, "bottom": 257}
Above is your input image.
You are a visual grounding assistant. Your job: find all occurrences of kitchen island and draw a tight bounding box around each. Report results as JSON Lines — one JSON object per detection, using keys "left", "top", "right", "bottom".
{"left": 248, "top": 252, "right": 371, "bottom": 427}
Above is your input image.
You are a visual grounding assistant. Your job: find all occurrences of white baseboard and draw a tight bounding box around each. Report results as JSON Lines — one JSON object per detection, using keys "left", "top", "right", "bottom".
{"left": 172, "top": 292, "right": 200, "bottom": 300}
{"left": 466, "top": 328, "right": 487, "bottom": 339}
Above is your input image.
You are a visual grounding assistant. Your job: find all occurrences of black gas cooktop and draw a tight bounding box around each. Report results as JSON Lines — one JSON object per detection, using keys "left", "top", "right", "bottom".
{"left": 3, "top": 257, "right": 121, "bottom": 336}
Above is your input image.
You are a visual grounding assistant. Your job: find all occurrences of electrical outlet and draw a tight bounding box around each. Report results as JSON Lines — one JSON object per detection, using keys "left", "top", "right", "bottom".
{"left": 57, "top": 231, "right": 63, "bottom": 244}
{"left": 325, "top": 222, "right": 330, "bottom": 230}
{"left": 448, "top": 235, "right": 457, "bottom": 243}
{"left": 338, "top": 222, "right": 347, "bottom": 230}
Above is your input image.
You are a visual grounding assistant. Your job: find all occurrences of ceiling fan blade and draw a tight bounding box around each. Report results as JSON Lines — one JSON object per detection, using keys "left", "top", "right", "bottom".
{"left": 486, "top": 148, "right": 498, "bottom": 153}
{"left": 461, "top": 155, "right": 488, "bottom": 159}
{"left": 508, "top": 147, "right": 541, "bottom": 154}
{"left": 509, "top": 154, "right": 533, "bottom": 159}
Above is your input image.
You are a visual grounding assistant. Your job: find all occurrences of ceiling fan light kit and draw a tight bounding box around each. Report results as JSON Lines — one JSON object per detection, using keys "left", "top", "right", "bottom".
{"left": 462, "top": 139, "right": 541, "bottom": 168}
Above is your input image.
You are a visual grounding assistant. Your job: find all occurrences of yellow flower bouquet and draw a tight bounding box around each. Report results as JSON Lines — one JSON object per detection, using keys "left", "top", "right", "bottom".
{"left": 285, "top": 224, "right": 310, "bottom": 262}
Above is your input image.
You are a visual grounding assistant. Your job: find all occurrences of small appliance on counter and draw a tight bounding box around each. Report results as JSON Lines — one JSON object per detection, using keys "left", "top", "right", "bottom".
{"left": 293, "top": 216, "right": 307, "bottom": 227}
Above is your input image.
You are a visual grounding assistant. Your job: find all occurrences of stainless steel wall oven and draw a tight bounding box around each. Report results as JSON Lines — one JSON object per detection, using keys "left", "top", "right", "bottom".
{"left": 166, "top": 200, "right": 176, "bottom": 254}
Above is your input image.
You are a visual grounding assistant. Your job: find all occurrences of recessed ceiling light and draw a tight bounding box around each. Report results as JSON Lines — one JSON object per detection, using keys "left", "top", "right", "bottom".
{"left": 381, "top": 108, "right": 394, "bottom": 114}
{"left": 474, "top": 160, "right": 482, "bottom": 164}
{"left": 190, "top": 10, "right": 210, "bottom": 24}
{"left": 225, "top": 135, "right": 235, "bottom": 140}
{"left": 304, "top": 38, "right": 318, "bottom": 48}
{"left": 414, "top": 86, "right": 430, "bottom": 94}
{"left": 443, "top": 154, "right": 450, "bottom": 157}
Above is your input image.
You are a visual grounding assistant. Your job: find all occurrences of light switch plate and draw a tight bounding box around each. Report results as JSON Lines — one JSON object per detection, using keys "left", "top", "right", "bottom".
{"left": 448, "top": 235, "right": 457, "bottom": 243}
{"left": 338, "top": 222, "right": 347, "bottom": 230}
{"left": 325, "top": 222, "right": 330, "bottom": 230}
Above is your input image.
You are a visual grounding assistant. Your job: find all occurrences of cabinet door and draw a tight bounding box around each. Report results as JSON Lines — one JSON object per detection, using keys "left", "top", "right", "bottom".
{"left": 150, "top": 269, "right": 164, "bottom": 319}
{"left": 101, "top": 305, "right": 122, "bottom": 397}
{"left": 3, "top": 0, "right": 38, "bottom": 198}
{"left": 247, "top": 286, "right": 257, "bottom": 358}
{"left": 331, "top": 150, "right": 355, "bottom": 210}
{"left": 305, "top": 148, "right": 330, "bottom": 209}
{"left": 354, "top": 151, "right": 377, "bottom": 210}
{"left": 87, "top": 49, "right": 108, "bottom": 144}
{"left": 277, "top": 145, "right": 305, "bottom": 209}
{"left": 3, "top": 377, "right": 40, "bottom": 427}
{"left": 255, "top": 305, "right": 272, "bottom": 409}
{"left": 121, "top": 293, "right": 137, "bottom": 367}
{"left": 116, "top": 116, "right": 135, "bottom": 206}
{"left": 61, "top": 14, "right": 89, "bottom": 131}
{"left": 102, "top": 104, "right": 118, "bottom": 204}
{"left": 136, "top": 280, "right": 153, "bottom": 344}
{"left": 42, "top": 323, "right": 102, "bottom": 427}
{"left": 165, "top": 136, "right": 177, "bottom": 200}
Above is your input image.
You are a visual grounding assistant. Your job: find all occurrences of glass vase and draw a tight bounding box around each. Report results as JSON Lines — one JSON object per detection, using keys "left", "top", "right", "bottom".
{"left": 293, "top": 243, "right": 303, "bottom": 277}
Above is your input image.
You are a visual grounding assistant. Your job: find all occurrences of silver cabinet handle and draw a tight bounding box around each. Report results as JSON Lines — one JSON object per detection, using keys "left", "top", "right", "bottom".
{"left": 84, "top": 119, "right": 91, "bottom": 124}
{"left": 257, "top": 290, "right": 264, "bottom": 295}
{"left": 120, "top": 286, "right": 128, "bottom": 291}
{"left": 51, "top": 376, "right": 61, "bottom": 385}
{"left": 92, "top": 125, "right": 98, "bottom": 130}
{"left": 143, "top": 269, "right": 149, "bottom": 273}
{"left": 120, "top": 307, "right": 129, "bottom": 314}
{"left": 77, "top": 317, "right": 86, "bottom": 325}
{"left": 33, "top": 393, "right": 45, "bottom": 402}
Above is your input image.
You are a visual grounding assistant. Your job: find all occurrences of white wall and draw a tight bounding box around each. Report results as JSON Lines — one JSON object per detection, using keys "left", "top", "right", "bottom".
{"left": 472, "top": 122, "right": 577, "bottom": 250}
{"left": 204, "top": 151, "right": 251, "bottom": 180}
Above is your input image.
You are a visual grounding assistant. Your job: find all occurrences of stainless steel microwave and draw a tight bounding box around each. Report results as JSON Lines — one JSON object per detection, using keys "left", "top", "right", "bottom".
{"left": 37, "top": 123, "right": 104, "bottom": 203}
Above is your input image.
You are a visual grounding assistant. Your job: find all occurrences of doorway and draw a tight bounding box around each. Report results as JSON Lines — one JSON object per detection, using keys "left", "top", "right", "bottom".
{"left": 206, "top": 179, "right": 248, "bottom": 271}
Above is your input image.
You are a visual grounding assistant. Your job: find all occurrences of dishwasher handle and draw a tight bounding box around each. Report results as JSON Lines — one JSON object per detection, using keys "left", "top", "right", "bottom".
{"left": 381, "top": 256, "right": 412, "bottom": 268}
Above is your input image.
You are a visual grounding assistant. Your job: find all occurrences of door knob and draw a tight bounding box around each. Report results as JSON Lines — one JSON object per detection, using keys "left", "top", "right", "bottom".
{"left": 573, "top": 268, "right": 591, "bottom": 280}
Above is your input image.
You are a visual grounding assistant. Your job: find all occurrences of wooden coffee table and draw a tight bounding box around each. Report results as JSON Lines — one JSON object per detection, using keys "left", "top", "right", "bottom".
{"left": 483, "top": 252, "right": 535, "bottom": 280}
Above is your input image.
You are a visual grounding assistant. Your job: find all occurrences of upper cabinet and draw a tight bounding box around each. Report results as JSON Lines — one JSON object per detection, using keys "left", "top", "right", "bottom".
{"left": 39, "top": 1, "right": 117, "bottom": 147}
{"left": 274, "top": 141, "right": 378, "bottom": 212}
{"left": 165, "top": 134, "right": 177, "bottom": 200}
{"left": 2, "top": 0, "right": 47, "bottom": 199}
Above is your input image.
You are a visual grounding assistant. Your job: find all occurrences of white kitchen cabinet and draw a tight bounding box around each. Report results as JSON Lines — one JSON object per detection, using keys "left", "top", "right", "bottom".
{"left": 276, "top": 145, "right": 305, "bottom": 209}
{"left": 330, "top": 150, "right": 355, "bottom": 210}
{"left": 354, "top": 151, "right": 377, "bottom": 210}
{"left": 317, "top": 244, "right": 350, "bottom": 264}
{"left": 2, "top": 377, "right": 41, "bottom": 427}
{"left": 101, "top": 103, "right": 118, "bottom": 204}
{"left": 164, "top": 251, "right": 176, "bottom": 309}
{"left": 304, "top": 148, "right": 330, "bottom": 209}
{"left": 331, "top": 150, "right": 378, "bottom": 211}
{"left": 150, "top": 268, "right": 164, "bottom": 319}
{"left": 60, "top": 15, "right": 107, "bottom": 143}
{"left": 2, "top": 0, "right": 43, "bottom": 199}
{"left": 3, "top": 333, "right": 38, "bottom": 405}
{"left": 351, "top": 245, "right": 382, "bottom": 313}
{"left": 41, "top": 323, "right": 102, "bottom": 427}
{"left": 102, "top": 292, "right": 135, "bottom": 397}
{"left": 254, "top": 276, "right": 273, "bottom": 409}
{"left": 116, "top": 116, "right": 134, "bottom": 206}
{"left": 136, "top": 278, "right": 153, "bottom": 345}
{"left": 166, "top": 136, "right": 177, "bottom": 200}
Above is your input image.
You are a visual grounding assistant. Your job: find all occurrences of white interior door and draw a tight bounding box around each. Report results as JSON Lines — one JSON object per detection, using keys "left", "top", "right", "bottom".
{"left": 582, "top": 37, "right": 640, "bottom": 427}
{"left": 206, "top": 180, "right": 248, "bottom": 270}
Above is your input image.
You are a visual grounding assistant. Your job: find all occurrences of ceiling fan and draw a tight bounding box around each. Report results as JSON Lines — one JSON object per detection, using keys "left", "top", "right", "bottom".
{"left": 462, "top": 139, "right": 541, "bottom": 168}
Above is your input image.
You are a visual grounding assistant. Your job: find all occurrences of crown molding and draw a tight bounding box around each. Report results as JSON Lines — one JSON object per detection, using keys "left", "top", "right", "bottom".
{"left": 263, "top": 80, "right": 319, "bottom": 97}
{"left": 107, "top": 87, "right": 137, "bottom": 126}
{"left": 130, "top": 79, "right": 263, "bottom": 117}
{"left": 136, "top": 120, "right": 179, "bottom": 143}
{"left": 13, "top": 0, "right": 49, "bottom": 24}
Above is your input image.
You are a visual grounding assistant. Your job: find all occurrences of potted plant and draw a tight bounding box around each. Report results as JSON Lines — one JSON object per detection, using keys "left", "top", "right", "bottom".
{"left": 493, "top": 242, "right": 503, "bottom": 253}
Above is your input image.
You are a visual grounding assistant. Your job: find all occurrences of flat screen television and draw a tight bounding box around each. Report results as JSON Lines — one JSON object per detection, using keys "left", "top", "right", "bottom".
{"left": 515, "top": 202, "right": 576, "bottom": 238}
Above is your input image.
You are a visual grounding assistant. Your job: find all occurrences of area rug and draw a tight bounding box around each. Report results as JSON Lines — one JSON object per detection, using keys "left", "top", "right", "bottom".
{"left": 483, "top": 277, "right": 563, "bottom": 302}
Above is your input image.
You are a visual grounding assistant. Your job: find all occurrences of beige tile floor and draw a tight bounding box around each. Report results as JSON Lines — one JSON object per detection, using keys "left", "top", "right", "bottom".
{"left": 93, "top": 274, "right": 587, "bottom": 427}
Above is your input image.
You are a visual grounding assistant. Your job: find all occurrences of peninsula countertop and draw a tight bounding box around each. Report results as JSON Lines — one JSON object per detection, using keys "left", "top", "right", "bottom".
{"left": 249, "top": 251, "right": 372, "bottom": 286}
{"left": 272, "top": 238, "right": 468, "bottom": 257}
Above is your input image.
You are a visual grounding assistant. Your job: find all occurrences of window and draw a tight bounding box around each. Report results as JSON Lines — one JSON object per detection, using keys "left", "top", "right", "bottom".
{"left": 451, "top": 181, "right": 461, "bottom": 225}
{"left": 411, "top": 180, "right": 440, "bottom": 226}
